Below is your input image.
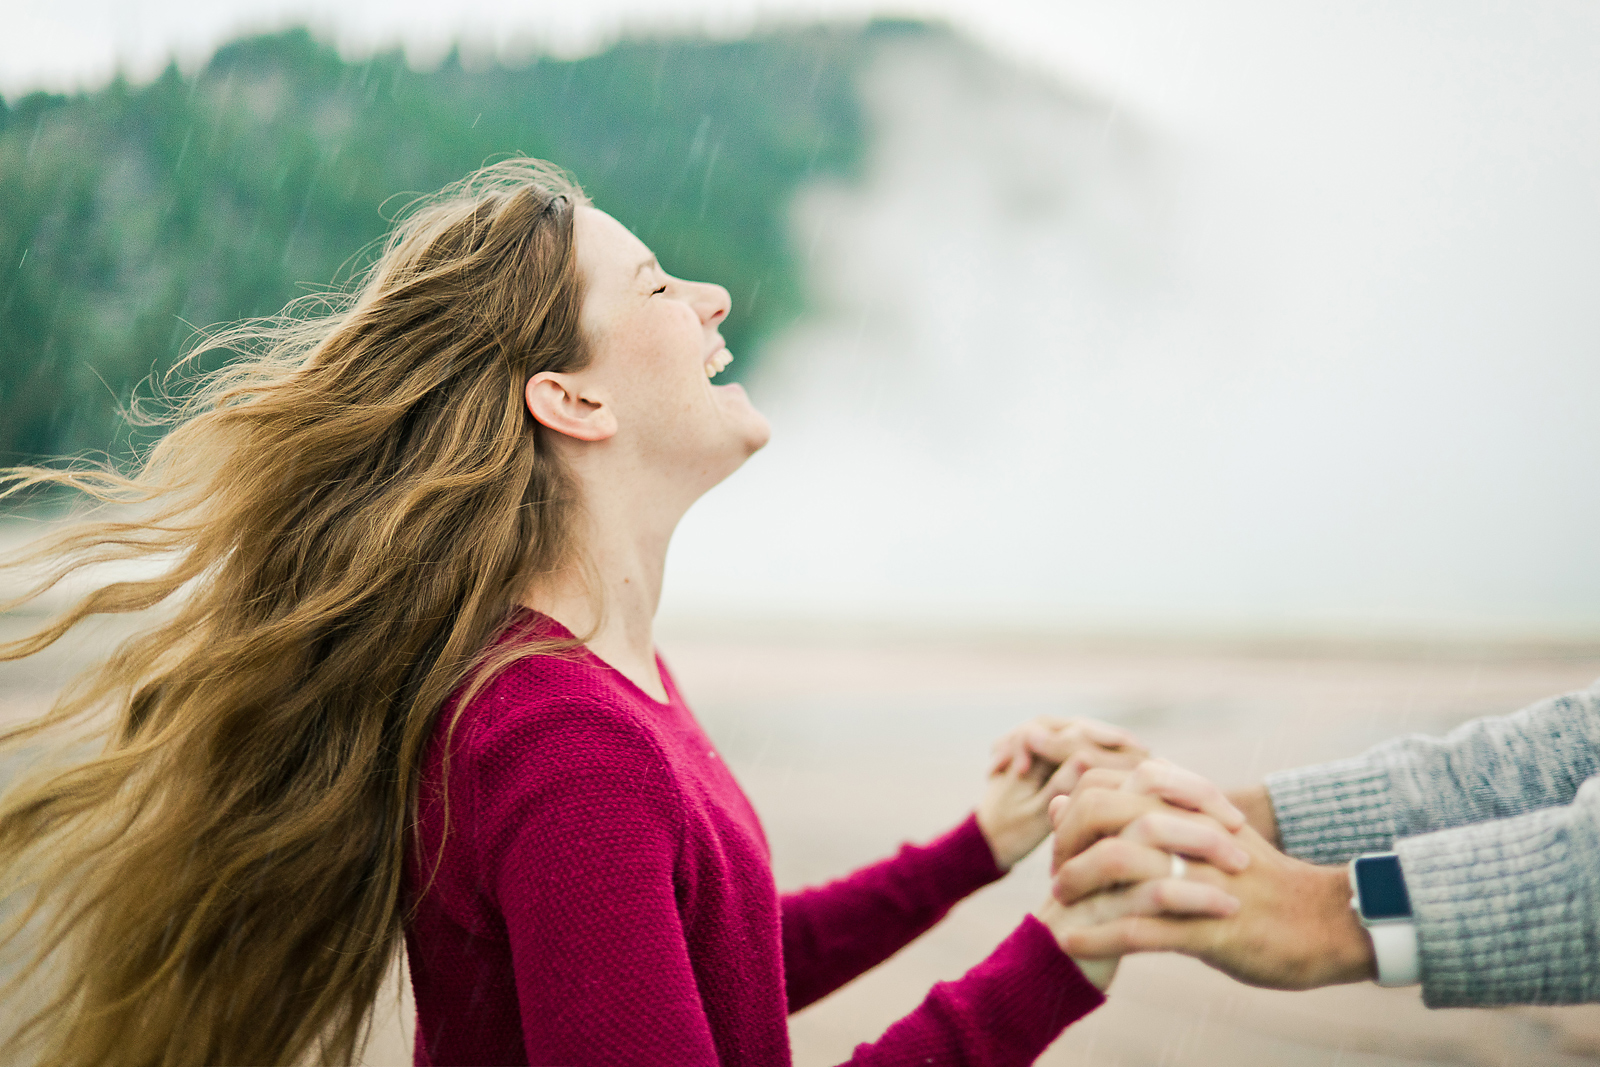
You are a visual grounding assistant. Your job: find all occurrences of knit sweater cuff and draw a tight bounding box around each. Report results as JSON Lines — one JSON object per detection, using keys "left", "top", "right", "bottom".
{"left": 1394, "top": 802, "right": 1600, "bottom": 1007}
{"left": 959, "top": 916, "right": 1105, "bottom": 1061}
{"left": 1265, "top": 756, "right": 1395, "bottom": 866}
{"left": 929, "top": 812, "right": 1009, "bottom": 901}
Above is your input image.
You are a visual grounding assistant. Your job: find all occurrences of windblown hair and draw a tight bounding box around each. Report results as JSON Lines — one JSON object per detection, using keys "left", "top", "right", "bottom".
{"left": 0, "top": 158, "right": 593, "bottom": 1066}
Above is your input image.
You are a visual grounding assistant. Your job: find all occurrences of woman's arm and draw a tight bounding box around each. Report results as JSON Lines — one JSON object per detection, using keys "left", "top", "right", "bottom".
{"left": 783, "top": 718, "right": 1151, "bottom": 1010}
{"left": 781, "top": 813, "right": 1006, "bottom": 1011}
{"left": 829, "top": 802, "right": 1244, "bottom": 1066}
{"left": 833, "top": 916, "right": 1105, "bottom": 1065}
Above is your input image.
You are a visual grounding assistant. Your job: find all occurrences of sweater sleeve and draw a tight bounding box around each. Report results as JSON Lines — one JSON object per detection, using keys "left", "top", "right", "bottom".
{"left": 468, "top": 697, "right": 721, "bottom": 1066}
{"left": 1265, "top": 683, "right": 1600, "bottom": 866}
{"left": 1394, "top": 774, "right": 1600, "bottom": 1006}
{"left": 781, "top": 813, "right": 1007, "bottom": 1011}
{"left": 835, "top": 916, "right": 1106, "bottom": 1066}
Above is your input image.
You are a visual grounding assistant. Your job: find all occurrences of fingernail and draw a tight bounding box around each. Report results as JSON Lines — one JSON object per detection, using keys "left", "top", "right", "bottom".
{"left": 1230, "top": 848, "right": 1250, "bottom": 870}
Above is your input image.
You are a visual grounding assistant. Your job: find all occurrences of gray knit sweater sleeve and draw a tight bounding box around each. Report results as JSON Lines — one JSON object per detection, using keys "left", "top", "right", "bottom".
{"left": 1264, "top": 682, "right": 1600, "bottom": 1007}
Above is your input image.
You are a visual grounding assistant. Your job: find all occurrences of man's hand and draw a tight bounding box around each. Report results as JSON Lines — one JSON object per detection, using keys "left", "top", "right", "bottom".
{"left": 1051, "top": 760, "right": 1375, "bottom": 991}
{"left": 977, "top": 717, "right": 1150, "bottom": 870}
{"left": 1049, "top": 759, "right": 1249, "bottom": 874}
{"left": 1031, "top": 811, "right": 1242, "bottom": 991}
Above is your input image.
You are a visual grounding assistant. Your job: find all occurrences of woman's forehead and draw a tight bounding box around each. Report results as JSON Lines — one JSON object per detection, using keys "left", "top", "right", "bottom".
{"left": 576, "top": 207, "right": 652, "bottom": 282}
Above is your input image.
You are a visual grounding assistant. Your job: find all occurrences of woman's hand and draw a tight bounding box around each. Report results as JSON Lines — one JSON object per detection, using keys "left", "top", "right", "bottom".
{"left": 976, "top": 717, "right": 1150, "bottom": 871}
{"left": 988, "top": 715, "right": 1149, "bottom": 779}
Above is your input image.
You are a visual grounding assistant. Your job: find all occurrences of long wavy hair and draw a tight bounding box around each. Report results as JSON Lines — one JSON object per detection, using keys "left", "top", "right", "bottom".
{"left": 0, "top": 158, "right": 593, "bottom": 1066}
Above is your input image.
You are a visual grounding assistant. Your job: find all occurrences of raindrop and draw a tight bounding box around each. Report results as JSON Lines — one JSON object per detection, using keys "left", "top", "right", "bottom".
{"left": 688, "top": 114, "right": 711, "bottom": 160}
{"left": 697, "top": 142, "right": 720, "bottom": 219}
{"left": 174, "top": 126, "right": 194, "bottom": 175}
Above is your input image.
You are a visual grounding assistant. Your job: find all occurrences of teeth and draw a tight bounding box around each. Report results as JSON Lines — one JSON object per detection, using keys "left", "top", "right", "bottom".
{"left": 705, "top": 348, "right": 733, "bottom": 378}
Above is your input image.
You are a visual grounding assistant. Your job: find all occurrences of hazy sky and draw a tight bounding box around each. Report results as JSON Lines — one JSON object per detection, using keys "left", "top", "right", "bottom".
{"left": 10, "top": 1, "right": 1600, "bottom": 637}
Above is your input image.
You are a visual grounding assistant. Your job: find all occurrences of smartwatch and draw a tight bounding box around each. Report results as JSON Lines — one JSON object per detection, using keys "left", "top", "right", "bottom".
{"left": 1348, "top": 852, "right": 1420, "bottom": 987}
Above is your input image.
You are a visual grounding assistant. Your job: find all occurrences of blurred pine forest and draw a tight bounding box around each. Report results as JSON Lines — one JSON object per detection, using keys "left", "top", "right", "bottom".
{"left": 0, "top": 21, "right": 909, "bottom": 463}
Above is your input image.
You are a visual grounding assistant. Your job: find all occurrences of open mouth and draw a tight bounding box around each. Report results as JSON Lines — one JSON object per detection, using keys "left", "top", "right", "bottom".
{"left": 704, "top": 347, "right": 733, "bottom": 379}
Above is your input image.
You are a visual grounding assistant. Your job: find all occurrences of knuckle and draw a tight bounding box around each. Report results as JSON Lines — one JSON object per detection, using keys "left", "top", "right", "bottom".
{"left": 1125, "top": 922, "right": 1160, "bottom": 952}
{"left": 1097, "top": 839, "right": 1136, "bottom": 878}
{"left": 1078, "top": 768, "right": 1118, "bottom": 790}
{"left": 1129, "top": 811, "right": 1163, "bottom": 838}
{"left": 1079, "top": 786, "right": 1113, "bottom": 814}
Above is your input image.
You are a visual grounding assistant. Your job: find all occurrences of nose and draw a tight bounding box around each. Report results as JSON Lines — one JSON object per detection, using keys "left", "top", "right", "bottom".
{"left": 695, "top": 281, "right": 731, "bottom": 328}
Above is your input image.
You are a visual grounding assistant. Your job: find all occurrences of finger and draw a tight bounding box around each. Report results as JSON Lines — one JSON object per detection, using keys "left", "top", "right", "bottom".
{"left": 1024, "top": 723, "right": 1126, "bottom": 764}
{"left": 1126, "top": 876, "right": 1240, "bottom": 919}
{"left": 1120, "top": 759, "right": 1246, "bottom": 832}
{"left": 1008, "top": 735, "right": 1031, "bottom": 778}
{"left": 987, "top": 741, "right": 1010, "bottom": 775}
{"left": 1119, "top": 811, "right": 1251, "bottom": 872}
{"left": 1041, "top": 748, "right": 1136, "bottom": 803}
{"left": 1049, "top": 789, "right": 1166, "bottom": 871}
{"left": 1060, "top": 916, "right": 1196, "bottom": 960}
{"left": 1077, "top": 719, "right": 1146, "bottom": 752}
{"left": 989, "top": 734, "right": 1031, "bottom": 777}
{"left": 1052, "top": 837, "right": 1173, "bottom": 904}
{"left": 1018, "top": 724, "right": 1083, "bottom": 765}
{"left": 988, "top": 741, "right": 1017, "bottom": 776}
{"left": 994, "top": 716, "right": 1072, "bottom": 769}
{"left": 1071, "top": 767, "right": 1131, "bottom": 797}
{"left": 1071, "top": 877, "right": 1240, "bottom": 923}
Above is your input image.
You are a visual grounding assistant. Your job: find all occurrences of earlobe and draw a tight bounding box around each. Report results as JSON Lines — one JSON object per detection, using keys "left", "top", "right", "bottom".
{"left": 525, "top": 373, "right": 617, "bottom": 442}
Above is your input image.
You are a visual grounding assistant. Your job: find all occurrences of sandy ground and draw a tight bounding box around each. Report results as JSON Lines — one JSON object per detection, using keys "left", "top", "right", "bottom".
{"left": 5, "top": 606, "right": 1600, "bottom": 1065}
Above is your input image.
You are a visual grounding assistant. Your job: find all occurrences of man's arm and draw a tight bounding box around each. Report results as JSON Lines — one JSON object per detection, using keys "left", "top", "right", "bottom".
{"left": 1394, "top": 773, "right": 1600, "bottom": 1006}
{"left": 1240, "top": 683, "right": 1600, "bottom": 866}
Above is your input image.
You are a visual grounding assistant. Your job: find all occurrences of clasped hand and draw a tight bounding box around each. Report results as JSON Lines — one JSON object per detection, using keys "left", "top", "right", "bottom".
{"left": 1046, "top": 760, "right": 1377, "bottom": 991}
{"left": 974, "top": 720, "right": 1242, "bottom": 989}
{"left": 976, "top": 719, "right": 1378, "bottom": 992}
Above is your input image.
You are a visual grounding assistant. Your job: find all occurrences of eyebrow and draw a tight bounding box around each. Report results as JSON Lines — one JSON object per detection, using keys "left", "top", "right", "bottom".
{"left": 634, "top": 255, "right": 659, "bottom": 278}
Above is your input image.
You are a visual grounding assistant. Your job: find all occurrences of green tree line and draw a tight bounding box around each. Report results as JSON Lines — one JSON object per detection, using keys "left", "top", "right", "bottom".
{"left": 0, "top": 21, "right": 929, "bottom": 463}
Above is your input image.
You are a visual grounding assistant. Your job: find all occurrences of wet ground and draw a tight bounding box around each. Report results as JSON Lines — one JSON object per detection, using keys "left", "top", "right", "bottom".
{"left": 4, "top": 608, "right": 1600, "bottom": 1065}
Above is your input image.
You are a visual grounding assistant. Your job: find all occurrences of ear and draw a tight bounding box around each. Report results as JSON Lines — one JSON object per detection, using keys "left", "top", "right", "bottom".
{"left": 525, "top": 372, "right": 617, "bottom": 442}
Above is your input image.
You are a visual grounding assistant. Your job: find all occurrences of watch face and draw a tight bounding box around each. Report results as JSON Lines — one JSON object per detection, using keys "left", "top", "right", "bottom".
{"left": 1353, "top": 854, "right": 1412, "bottom": 920}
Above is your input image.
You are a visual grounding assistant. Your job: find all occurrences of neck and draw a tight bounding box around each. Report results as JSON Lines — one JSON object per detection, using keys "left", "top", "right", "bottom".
{"left": 519, "top": 473, "right": 689, "bottom": 704}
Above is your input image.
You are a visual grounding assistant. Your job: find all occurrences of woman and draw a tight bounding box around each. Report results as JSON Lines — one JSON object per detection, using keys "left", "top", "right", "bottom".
{"left": 0, "top": 160, "right": 1244, "bottom": 1066}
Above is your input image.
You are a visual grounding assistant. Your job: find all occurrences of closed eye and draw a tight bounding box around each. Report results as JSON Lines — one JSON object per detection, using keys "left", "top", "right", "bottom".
{"left": 650, "top": 284, "right": 668, "bottom": 295}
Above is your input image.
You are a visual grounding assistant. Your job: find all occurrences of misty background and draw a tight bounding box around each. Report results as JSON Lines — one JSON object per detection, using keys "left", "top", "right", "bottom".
{"left": 7, "top": 1, "right": 1598, "bottom": 642}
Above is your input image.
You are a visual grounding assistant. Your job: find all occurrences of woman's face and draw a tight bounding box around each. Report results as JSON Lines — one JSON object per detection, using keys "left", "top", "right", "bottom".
{"left": 569, "top": 206, "right": 771, "bottom": 485}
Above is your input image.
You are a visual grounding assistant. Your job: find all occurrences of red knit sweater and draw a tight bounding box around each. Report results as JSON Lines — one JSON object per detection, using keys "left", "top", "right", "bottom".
{"left": 403, "top": 611, "right": 1104, "bottom": 1065}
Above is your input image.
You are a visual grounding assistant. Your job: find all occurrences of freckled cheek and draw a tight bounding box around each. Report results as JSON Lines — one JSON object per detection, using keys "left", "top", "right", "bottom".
{"left": 621, "top": 313, "right": 696, "bottom": 362}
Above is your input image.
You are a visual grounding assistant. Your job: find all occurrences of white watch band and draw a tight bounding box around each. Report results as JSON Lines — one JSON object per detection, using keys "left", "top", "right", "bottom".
{"left": 1366, "top": 921, "right": 1421, "bottom": 987}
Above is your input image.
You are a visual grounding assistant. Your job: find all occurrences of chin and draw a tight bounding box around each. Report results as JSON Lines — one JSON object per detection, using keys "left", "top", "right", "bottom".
{"left": 741, "top": 411, "right": 773, "bottom": 454}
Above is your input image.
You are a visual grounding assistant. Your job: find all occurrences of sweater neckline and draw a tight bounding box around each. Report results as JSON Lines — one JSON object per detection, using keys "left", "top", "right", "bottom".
{"left": 508, "top": 605, "right": 678, "bottom": 711}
